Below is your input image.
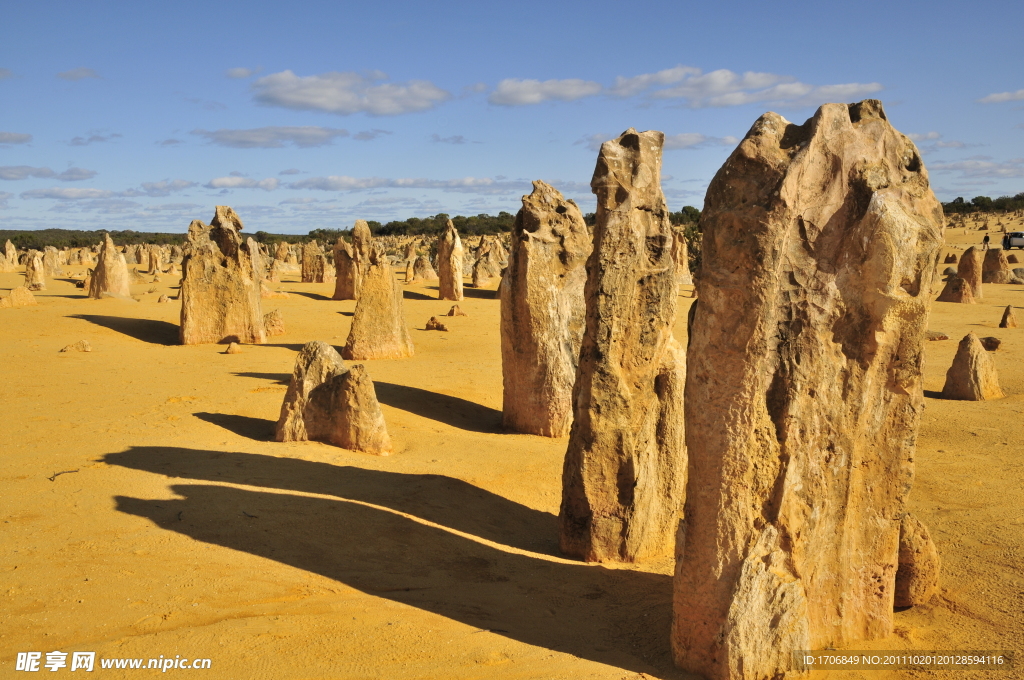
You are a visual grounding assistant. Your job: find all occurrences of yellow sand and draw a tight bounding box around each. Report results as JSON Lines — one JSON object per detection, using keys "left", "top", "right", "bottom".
{"left": 1, "top": 229, "right": 1021, "bottom": 679}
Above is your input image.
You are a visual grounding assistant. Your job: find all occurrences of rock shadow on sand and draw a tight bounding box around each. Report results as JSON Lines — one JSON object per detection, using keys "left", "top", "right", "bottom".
{"left": 105, "top": 447, "right": 677, "bottom": 676}
{"left": 402, "top": 290, "right": 435, "bottom": 301}
{"left": 288, "top": 290, "right": 333, "bottom": 301}
{"left": 68, "top": 314, "right": 178, "bottom": 345}
{"left": 193, "top": 412, "right": 275, "bottom": 441}
{"left": 373, "top": 382, "right": 502, "bottom": 433}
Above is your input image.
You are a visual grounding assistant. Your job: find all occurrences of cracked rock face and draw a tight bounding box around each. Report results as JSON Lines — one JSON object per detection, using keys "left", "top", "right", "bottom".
{"left": 500, "top": 180, "right": 591, "bottom": 437}
{"left": 673, "top": 101, "right": 943, "bottom": 680}
{"left": 179, "top": 207, "right": 266, "bottom": 345}
{"left": 88, "top": 233, "right": 131, "bottom": 299}
{"left": 559, "top": 129, "right": 687, "bottom": 564}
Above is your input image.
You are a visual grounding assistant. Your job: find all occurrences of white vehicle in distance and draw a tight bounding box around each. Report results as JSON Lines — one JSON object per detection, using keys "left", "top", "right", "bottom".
{"left": 1003, "top": 232, "right": 1024, "bottom": 249}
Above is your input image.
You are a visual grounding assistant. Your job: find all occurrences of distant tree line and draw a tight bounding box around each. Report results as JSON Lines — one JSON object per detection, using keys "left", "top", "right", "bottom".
{"left": 1, "top": 206, "right": 706, "bottom": 250}
{"left": 942, "top": 193, "right": 1024, "bottom": 215}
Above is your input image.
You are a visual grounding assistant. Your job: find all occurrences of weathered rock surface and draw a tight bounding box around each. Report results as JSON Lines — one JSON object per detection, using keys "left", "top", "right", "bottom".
{"left": 333, "top": 237, "right": 358, "bottom": 300}
{"left": 559, "top": 129, "right": 686, "bottom": 564}
{"left": 941, "top": 333, "right": 1004, "bottom": 401}
{"left": 88, "top": 233, "right": 132, "bottom": 299}
{"left": 894, "top": 513, "right": 940, "bottom": 607}
{"left": 42, "top": 246, "right": 64, "bottom": 277}
{"left": 958, "top": 246, "right": 983, "bottom": 298}
{"left": 179, "top": 207, "right": 266, "bottom": 345}
{"left": 0, "top": 239, "right": 17, "bottom": 272}
{"left": 275, "top": 341, "right": 392, "bottom": 454}
{"left": 437, "top": 220, "right": 465, "bottom": 301}
{"left": 999, "top": 305, "right": 1017, "bottom": 328}
{"left": 342, "top": 248, "right": 414, "bottom": 360}
{"left": 979, "top": 336, "right": 1001, "bottom": 351}
{"left": 500, "top": 180, "right": 591, "bottom": 437}
{"left": 224, "top": 342, "right": 243, "bottom": 354}
{"left": 1008, "top": 253, "right": 1019, "bottom": 264}
{"left": 935, "top": 276, "right": 975, "bottom": 303}
{"left": 671, "top": 226, "right": 693, "bottom": 285}
{"left": 943, "top": 253, "right": 957, "bottom": 263}
{"left": 447, "top": 304, "right": 467, "bottom": 316}
{"left": 301, "top": 241, "right": 329, "bottom": 283}
{"left": 925, "top": 330, "right": 949, "bottom": 341}
{"left": 674, "top": 101, "right": 943, "bottom": 680}
{"left": 0, "top": 286, "right": 37, "bottom": 308}
{"left": 59, "top": 340, "right": 92, "bottom": 353}
{"left": 25, "top": 251, "right": 46, "bottom": 291}
{"left": 157, "top": 294, "right": 170, "bottom": 304}
{"left": 264, "top": 309, "right": 285, "bottom": 336}
{"left": 425, "top": 316, "right": 448, "bottom": 331}
{"left": 411, "top": 255, "right": 438, "bottom": 283}
{"left": 981, "top": 248, "right": 1012, "bottom": 284}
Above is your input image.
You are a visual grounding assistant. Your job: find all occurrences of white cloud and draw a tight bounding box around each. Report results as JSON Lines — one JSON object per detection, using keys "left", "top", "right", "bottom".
{"left": 978, "top": 89, "right": 1024, "bottom": 104}
{"left": 0, "top": 132, "right": 31, "bottom": 145}
{"left": 21, "top": 187, "right": 114, "bottom": 200}
{"left": 138, "top": 179, "right": 197, "bottom": 196}
{"left": 226, "top": 67, "right": 259, "bottom": 79}
{"left": 205, "top": 176, "right": 281, "bottom": 190}
{"left": 185, "top": 97, "right": 227, "bottom": 111}
{"left": 158, "top": 138, "right": 183, "bottom": 146}
{"left": 252, "top": 70, "right": 451, "bottom": 115}
{"left": 0, "top": 191, "right": 13, "bottom": 208}
{"left": 504, "top": 65, "right": 881, "bottom": 109}
{"left": 0, "top": 68, "right": 12, "bottom": 80}
{"left": 290, "top": 175, "right": 529, "bottom": 195}
{"left": 353, "top": 129, "right": 391, "bottom": 141}
{"left": 57, "top": 167, "right": 98, "bottom": 181}
{"left": 69, "top": 132, "right": 122, "bottom": 146}
{"left": 279, "top": 168, "right": 302, "bottom": 175}
{"left": 431, "top": 134, "right": 468, "bottom": 144}
{"left": 57, "top": 67, "right": 100, "bottom": 81}
{"left": 0, "top": 166, "right": 97, "bottom": 181}
{"left": 489, "top": 78, "right": 602, "bottom": 106}
{"left": 145, "top": 203, "right": 204, "bottom": 212}
{"left": 929, "top": 157, "right": 1024, "bottom": 178}
{"left": 608, "top": 65, "right": 701, "bottom": 98}
{"left": 906, "top": 131, "right": 942, "bottom": 141}
{"left": 192, "top": 126, "right": 350, "bottom": 148}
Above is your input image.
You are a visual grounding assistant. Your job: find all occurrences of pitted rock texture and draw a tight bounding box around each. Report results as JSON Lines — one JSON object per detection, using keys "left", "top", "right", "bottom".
{"left": 958, "top": 246, "right": 983, "bottom": 299}
{"left": 894, "top": 513, "right": 940, "bottom": 607}
{"left": 500, "top": 180, "right": 591, "bottom": 437}
{"left": 673, "top": 100, "right": 943, "bottom": 680}
{"left": 179, "top": 207, "right": 266, "bottom": 345}
{"left": 88, "top": 233, "right": 132, "bottom": 299}
{"left": 935, "top": 275, "right": 975, "bottom": 303}
{"left": 981, "top": 248, "right": 1012, "bottom": 284}
{"left": 25, "top": 251, "right": 46, "bottom": 291}
{"left": 276, "top": 341, "right": 392, "bottom": 454}
{"left": 342, "top": 248, "right": 414, "bottom": 360}
{"left": 559, "top": 129, "right": 686, "bottom": 564}
{"left": 941, "top": 332, "right": 1004, "bottom": 400}
{"left": 437, "top": 220, "right": 465, "bottom": 301}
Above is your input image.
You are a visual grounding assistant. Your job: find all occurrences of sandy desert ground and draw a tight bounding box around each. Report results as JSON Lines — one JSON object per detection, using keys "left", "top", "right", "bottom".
{"left": 1, "top": 219, "right": 1022, "bottom": 679}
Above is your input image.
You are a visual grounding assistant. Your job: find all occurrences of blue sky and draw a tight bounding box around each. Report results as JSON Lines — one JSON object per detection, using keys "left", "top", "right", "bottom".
{"left": 2, "top": 0, "right": 1023, "bottom": 234}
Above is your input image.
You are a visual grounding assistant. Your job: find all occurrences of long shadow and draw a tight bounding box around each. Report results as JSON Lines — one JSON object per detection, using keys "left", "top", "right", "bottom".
{"left": 338, "top": 310, "right": 353, "bottom": 317}
{"left": 403, "top": 290, "right": 435, "bottom": 301}
{"left": 289, "top": 290, "right": 333, "bottom": 301}
{"left": 104, "top": 447, "right": 554, "bottom": 554}
{"left": 463, "top": 287, "right": 498, "bottom": 299}
{"left": 105, "top": 449, "right": 682, "bottom": 676}
{"left": 233, "top": 372, "right": 291, "bottom": 385}
{"left": 68, "top": 314, "right": 178, "bottom": 345}
{"left": 373, "top": 381, "right": 502, "bottom": 433}
{"left": 262, "top": 343, "right": 308, "bottom": 352}
{"left": 193, "top": 412, "right": 275, "bottom": 441}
